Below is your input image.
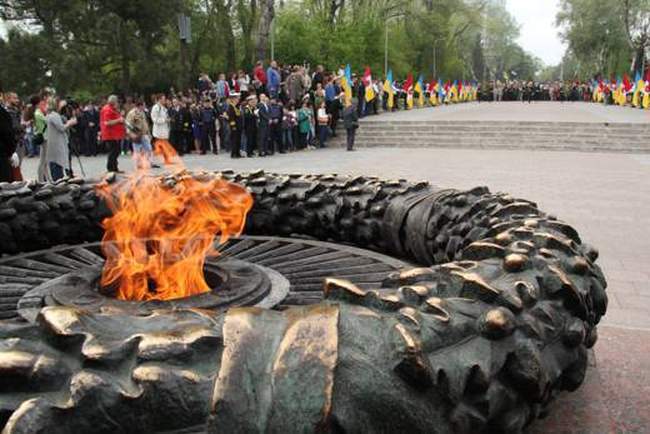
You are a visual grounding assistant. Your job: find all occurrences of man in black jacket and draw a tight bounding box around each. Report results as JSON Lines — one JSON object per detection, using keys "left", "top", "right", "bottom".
{"left": 0, "top": 86, "right": 17, "bottom": 182}
{"left": 269, "top": 98, "right": 284, "bottom": 154}
{"left": 242, "top": 96, "right": 257, "bottom": 157}
{"left": 200, "top": 99, "right": 217, "bottom": 155}
{"left": 82, "top": 102, "right": 100, "bottom": 156}
{"left": 257, "top": 94, "right": 271, "bottom": 157}
{"left": 169, "top": 98, "right": 185, "bottom": 155}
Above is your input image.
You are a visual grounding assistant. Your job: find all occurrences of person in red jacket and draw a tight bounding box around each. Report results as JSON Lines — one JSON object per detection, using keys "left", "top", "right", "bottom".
{"left": 100, "top": 95, "right": 125, "bottom": 173}
{"left": 253, "top": 60, "right": 267, "bottom": 96}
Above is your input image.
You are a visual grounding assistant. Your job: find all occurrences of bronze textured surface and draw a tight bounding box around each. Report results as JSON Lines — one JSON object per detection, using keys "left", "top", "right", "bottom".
{"left": 0, "top": 172, "right": 607, "bottom": 433}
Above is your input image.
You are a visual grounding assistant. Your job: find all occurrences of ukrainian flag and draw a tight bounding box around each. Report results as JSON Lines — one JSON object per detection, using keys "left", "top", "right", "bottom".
{"left": 341, "top": 64, "right": 353, "bottom": 104}
{"left": 429, "top": 80, "right": 438, "bottom": 106}
{"left": 632, "top": 72, "right": 643, "bottom": 107}
{"left": 415, "top": 75, "right": 425, "bottom": 108}
{"left": 384, "top": 70, "right": 394, "bottom": 110}
{"left": 450, "top": 80, "right": 459, "bottom": 103}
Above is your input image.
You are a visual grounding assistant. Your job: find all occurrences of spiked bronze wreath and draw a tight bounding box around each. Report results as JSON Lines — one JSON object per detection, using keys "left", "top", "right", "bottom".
{"left": 0, "top": 171, "right": 607, "bottom": 434}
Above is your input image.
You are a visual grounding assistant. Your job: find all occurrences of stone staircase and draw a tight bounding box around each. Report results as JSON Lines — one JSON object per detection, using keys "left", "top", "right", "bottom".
{"left": 329, "top": 120, "right": 650, "bottom": 153}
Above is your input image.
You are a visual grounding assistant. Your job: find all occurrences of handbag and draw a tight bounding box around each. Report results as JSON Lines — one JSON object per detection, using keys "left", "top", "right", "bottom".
{"left": 33, "top": 124, "right": 47, "bottom": 145}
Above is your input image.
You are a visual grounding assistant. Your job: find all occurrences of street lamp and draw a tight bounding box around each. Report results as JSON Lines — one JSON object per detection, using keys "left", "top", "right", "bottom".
{"left": 384, "top": 14, "right": 400, "bottom": 76}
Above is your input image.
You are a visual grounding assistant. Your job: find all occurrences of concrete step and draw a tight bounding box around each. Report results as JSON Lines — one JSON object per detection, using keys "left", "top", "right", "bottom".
{"left": 348, "top": 141, "right": 649, "bottom": 153}
{"left": 357, "top": 133, "right": 648, "bottom": 145}
{"left": 356, "top": 132, "right": 645, "bottom": 141}
{"left": 357, "top": 125, "right": 650, "bottom": 135}
{"left": 361, "top": 124, "right": 650, "bottom": 131}
{"left": 348, "top": 140, "right": 649, "bottom": 152}
{"left": 362, "top": 120, "right": 650, "bottom": 128}
{"left": 326, "top": 119, "right": 649, "bottom": 153}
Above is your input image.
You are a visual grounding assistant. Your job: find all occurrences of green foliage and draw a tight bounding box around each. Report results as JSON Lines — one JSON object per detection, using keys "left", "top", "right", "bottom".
{"left": 1, "top": 0, "right": 547, "bottom": 97}
{"left": 557, "top": 0, "right": 649, "bottom": 77}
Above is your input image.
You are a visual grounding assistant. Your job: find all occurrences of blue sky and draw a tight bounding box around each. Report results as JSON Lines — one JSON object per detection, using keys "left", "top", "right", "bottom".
{"left": 506, "top": 0, "right": 567, "bottom": 66}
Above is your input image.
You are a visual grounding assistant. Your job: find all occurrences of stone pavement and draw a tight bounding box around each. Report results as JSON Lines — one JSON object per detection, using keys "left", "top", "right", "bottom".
{"left": 20, "top": 144, "right": 650, "bottom": 432}
{"left": 376, "top": 101, "right": 650, "bottom": 123}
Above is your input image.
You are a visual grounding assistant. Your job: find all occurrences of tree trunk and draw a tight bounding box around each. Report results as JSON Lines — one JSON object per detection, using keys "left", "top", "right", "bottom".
{"left": 256, "top": 0, "right": 274, "bottom": 62}
{"left": 216, "top": 0, "right": 237, "bottom": 72}
{"left": 238, "top": 0, "right": 258, "bottom": 69}
{"left": 118, "top": 19, "right": 131, "bottom": 93}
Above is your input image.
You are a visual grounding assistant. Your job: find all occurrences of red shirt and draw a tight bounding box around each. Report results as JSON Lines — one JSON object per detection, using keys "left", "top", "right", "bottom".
{"left": 100, "top": 104, "right": 125, "bottom": 141}
{"left": 254, "top": 66, "right": 267, "bottom": 85}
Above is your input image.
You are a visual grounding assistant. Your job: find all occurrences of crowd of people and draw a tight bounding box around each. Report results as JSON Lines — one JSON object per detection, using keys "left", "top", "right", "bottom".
{"left": 0, "top": 61, "right": 370, "bottom": 182}
{"left": 478, "top": 78, "right": 650, "bottom": 105}
{"left": 2, "top": 60, "right": 649, "bottom": 183}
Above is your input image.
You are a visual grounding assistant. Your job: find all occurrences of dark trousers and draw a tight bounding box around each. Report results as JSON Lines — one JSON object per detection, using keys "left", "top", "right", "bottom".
{"left": 346, "top": 128, "right": 356, "bottom": 151}
{"left": 258, "top": 125, "right": 270, "bottom": 155}
{"left": 49, "top": 162, "right": 64, "bottom": 181}
{"left": 300, "top": 132, "right": 309, "bottom": 149}
{"left": 105, "top": 140, "right": 120, "bottom": 172}
{"left": 230, "top": 128, "right": 241, "bottom": 158}
{"left": 270, "top": 124, "right": 282, "bottom": 153}
{"left": 201, "top": 126, "right": 217, "bottom": 153}
{"left": 245, "top": 127, "right": 256, "bottom": 156}
{"left": 327, "top": 103, "right": 340, "bottom": 135}
{"left": 170, "top": 130, "right": 185, "bottom": 155}
{"left": 283, "top": 129, "right": 294, "bottom": 151}
{"left": 0, "top": 159, "right": 12, "bottom": 182}
{"left": 219, "top": 120, "right": 230, "bottom": 152}
{"left": 318, "top": 124, "right": 329, "bottom": 147}
{"left": 84, "top": 128, "right": 98, "bottom": 156}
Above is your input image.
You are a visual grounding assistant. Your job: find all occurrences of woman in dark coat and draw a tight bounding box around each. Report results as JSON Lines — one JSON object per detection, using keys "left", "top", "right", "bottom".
{"left": 342, "top": 98, "right": 359, "bottom": 152}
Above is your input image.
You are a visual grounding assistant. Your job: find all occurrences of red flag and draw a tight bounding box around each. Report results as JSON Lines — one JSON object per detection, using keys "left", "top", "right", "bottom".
{"left": 427, "top": 80, "right": 437, "bottom": 93}
{"left": 444, "top": 80, "right": 451, "bottom": 92}
{"left": 403, "top": 73, "right": 414, "bottom": 92}
{"left": 362, "top": 67, "right": 372, "bottom": 86}
{"left": 623, "top": 74, "right": 632, "bottom": 92}
{"left": 458, "top": 80, "right": 463, "bottom": 93}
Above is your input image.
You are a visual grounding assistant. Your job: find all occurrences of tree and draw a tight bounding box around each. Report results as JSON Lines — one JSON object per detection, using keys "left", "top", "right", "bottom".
{"left": 0, "top": 0, "right": 543, "bottom": 96}
{"left": 622, "top": 0, "right": 650, "bottom": 73}
{"left": 557, "top": 0, "right": 648, "bottom": 77}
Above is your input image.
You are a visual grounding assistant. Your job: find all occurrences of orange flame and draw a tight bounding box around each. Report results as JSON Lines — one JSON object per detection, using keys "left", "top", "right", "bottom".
{"left": 96, "top": 140, "right": 253, "bottom": 301}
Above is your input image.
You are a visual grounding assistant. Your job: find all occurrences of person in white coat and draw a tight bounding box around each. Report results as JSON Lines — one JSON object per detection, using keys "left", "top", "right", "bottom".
{"left": 150, "top": 94, "right": 170, "bottom": 144}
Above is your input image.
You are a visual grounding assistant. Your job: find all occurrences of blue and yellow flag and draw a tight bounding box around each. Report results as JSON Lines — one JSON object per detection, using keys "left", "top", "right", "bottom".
{"left": 415, "top": 75, "right": 425, "bottom": 108}
{"left": 438, "top": 77, "right": 445, "bottom": 103}
{"left": 341, "top": 64, "right": 353, "bottom": 103}
{"left": 450, "top": 80, "right": 459, "bottom": 102}
{"left": 383, "top": 70, "right": 394, "bottom": 109}
{"left": 632, "top": 71, "right": 643, "bottom": 107}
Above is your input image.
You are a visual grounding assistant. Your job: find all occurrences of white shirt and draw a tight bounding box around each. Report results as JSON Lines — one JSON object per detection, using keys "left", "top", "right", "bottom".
{"left": 151, "top": 103, "right": 170, "bottom": 139}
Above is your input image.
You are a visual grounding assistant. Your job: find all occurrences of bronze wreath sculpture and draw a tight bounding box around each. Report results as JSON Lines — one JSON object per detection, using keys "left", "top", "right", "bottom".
{"left": 0, "top": 171, "right": 607, "bottom": 433}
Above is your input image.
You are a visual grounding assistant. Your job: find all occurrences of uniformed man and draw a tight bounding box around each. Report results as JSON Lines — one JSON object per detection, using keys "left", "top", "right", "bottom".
{"left": 226, "top": 93, "right": 242, "bottom": 158}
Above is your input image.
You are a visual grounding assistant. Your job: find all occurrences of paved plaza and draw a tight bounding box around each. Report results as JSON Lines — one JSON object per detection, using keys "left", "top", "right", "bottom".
{"left": 374, "top": 100, "right": 650, "bottom": 123}
{"left": 19, "top": 102, "right": 650, "bottom": 432}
